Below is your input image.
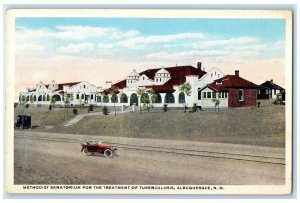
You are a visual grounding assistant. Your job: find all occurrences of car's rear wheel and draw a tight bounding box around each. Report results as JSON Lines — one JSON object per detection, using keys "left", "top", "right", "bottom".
{"left": 82, "top": 148, "right": 89, "bottom": 156}
{"left": 104, "top": 149, "right": 113, "bottom": 158}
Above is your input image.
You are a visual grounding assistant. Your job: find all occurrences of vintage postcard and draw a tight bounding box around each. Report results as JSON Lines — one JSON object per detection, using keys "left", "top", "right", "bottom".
{"left": 5, "top": 9, "right": 292, "bottom": 194}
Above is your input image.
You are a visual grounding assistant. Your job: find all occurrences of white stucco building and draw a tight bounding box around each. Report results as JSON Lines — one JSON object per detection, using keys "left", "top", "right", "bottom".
{"left": 18, "top": 62, "right": 229, "bottom": 108}
{"left": 18, "top": 80, "right": 102, "bottom": 107}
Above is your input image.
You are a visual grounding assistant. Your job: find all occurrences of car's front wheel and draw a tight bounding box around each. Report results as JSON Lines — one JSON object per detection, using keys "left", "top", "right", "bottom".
{"left": 104, "top": 149, "right": 113, "bottom": 158}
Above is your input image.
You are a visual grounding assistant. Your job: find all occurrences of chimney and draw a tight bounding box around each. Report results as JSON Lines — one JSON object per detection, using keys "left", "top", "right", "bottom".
{"left": 235, "top": 70, "right": 239, "bottom": 77}
{"left": 197, "top": 62, "right": 202, "bottom": 70}
{"left": 270, "top": 79, "right": 273, "bottom": 83}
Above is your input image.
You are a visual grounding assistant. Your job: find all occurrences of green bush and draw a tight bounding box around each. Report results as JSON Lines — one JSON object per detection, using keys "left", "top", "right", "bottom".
{"left": 89, "top": 105, "right": 94, "bottom": 112}
{"left": 192, "top": 103, "right": 197, "bottom": 112}
{"left": 163, "top": 104, "right": 168, "bottom": 112}
{"left": 102, "top": 106, "right": 109, "bottom": 115}
{"left": 73, "top": 108, "right": 78, "bottom": 115}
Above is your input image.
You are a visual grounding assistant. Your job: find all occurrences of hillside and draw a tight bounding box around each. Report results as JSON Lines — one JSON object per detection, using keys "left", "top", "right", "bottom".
{"left": 14, "top": 101, "right": 286, "bottom": 147}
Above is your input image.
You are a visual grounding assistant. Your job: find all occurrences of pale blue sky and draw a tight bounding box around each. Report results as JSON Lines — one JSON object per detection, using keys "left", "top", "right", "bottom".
{"left": 15, "top": 17, "right": 286, "bottom": 98}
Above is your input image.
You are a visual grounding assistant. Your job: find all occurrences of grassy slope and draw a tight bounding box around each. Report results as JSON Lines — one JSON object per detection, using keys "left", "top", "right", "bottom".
{"left": 14, "top": 101, "right": 286, "bottom": 147}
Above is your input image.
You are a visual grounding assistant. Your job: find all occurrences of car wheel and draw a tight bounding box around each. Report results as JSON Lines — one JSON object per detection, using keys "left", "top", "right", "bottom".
{"left": 104, "top": 149, "right": 113, "bottom": 158}
{"left": 82, "top": 148, "right": 89, "bottom": 156}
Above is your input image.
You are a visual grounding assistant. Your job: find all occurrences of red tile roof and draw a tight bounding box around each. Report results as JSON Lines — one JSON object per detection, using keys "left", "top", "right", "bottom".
{"left": 208, "top": 75, "right": 257, "bottom": 92}
{"left": 103, "top": 65, "right": 206, "bottom": 93}
{"left": 142, "top": 66, "right": 206, "bottom": 93}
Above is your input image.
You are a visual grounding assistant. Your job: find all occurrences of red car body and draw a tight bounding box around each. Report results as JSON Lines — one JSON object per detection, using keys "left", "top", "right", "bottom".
{"left": 81, "top": 141, "right": 117, "bottom": 158}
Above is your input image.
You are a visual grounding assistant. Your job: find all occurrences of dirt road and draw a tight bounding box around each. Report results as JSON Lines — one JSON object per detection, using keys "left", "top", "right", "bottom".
{"left": 14, "top": 131, "right": 285, "bottom": 185}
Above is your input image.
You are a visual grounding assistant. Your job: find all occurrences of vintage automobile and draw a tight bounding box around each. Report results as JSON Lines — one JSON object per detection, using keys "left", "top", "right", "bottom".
{"left": 14, "top": 115, "right": 31, "bottom": 129}
{"left": 81, "top": 139, "right": 118, "bottom": 158}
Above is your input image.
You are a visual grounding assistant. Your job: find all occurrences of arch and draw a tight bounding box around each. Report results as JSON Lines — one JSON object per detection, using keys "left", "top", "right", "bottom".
{"left": 179, "top": 92, "right": 185, "bottom": 104}
{"left": 26, "top": 96, "right": 29, "bottom": 101}
{"left": 154, "top": 93, "right": 162, "bottom": 103}
{"left": 130, "top": 93, "right": 138, "bottom": 106}
{"left": 120, "top": 93, "right": 128, "bottom": 103}
{"left": 165, "top": 93, "right": 175, "bottom": 103}
{"left": 34, "top": 95, "right": 36, "bottom": 101}
{"left": 111, "top": 94, "right": 118, "bottom": 103}
{"left": 38, "top": 95, "right": 42, "bottom": 101}
{"left": 141, "top": 93, "right": 149, "bottom": 103}
{"left": 52, "top": 94, "right": 61, "bottom": 101}
{"left": 103, "top": 95, "right": 109, "bottom": 103}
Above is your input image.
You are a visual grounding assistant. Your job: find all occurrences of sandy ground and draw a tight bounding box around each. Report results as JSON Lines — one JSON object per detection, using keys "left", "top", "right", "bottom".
{"left": 14, "top": 131, "right": 285, "bottom": 185}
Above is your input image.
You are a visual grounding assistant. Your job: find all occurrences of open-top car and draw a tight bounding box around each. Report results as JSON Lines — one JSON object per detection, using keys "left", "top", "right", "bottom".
{"left": 81, "top": 139, "right": 118, "bottom": 158}
{"left": 14, "top": 115, "right": 31, "bottom": 129}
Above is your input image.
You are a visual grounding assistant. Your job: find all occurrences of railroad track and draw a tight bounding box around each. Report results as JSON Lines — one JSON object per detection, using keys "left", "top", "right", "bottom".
{"left": 15, "top": 134, "right": 285, "bottom": 165}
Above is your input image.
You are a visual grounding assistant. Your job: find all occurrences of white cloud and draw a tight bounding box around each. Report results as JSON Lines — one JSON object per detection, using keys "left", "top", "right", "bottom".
{"left": 16, "top": 43, "right": 45, "bottom": 52}
{"left": 118, "top": 32, "right": 205, "bottom": 49}
{"left": 16, "top": 25, "right": 141, "bottom": 42}
{"left": 58, "top": 42, "right": 95, "bottom": 54}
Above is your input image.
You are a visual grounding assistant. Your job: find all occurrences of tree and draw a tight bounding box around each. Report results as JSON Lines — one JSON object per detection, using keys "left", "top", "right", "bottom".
{"left": 64, "top": 92, "right": 73, "bottom": 113}
{"left": 212, "top": 98, "right": 220, "bottom": 112}
{"left": 99, "top": 92, "right": 105, "bottom": 108}
{"left": 30, "top": 95, "right": 34, "bottom": 107}
{"left": 179, "top": 82, "right": 192, "bottom": 112}
{"left": 136, "top": 87, "right": 146, "bottom": 113}
{"left": 50, "top": 95, "right": 57, "bottom": 109}
{"left": 142, "top": 90, "right": 158, "bottom": 112}
{"left": 109, "top": 86, "right": 119, "bottom": 115}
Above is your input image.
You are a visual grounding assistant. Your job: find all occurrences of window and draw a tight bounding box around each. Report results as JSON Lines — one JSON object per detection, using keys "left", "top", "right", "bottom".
{"left": 239, "top": 89, "right": 244, "bottom": 101}
{"left": 198, "top": 90, "right": 201, "bottom": 100}
{"left": 203, "top": 92, "right": 207, "bottom": 99}
{"left": 84, "top": 85, "right": 86, "bottom": 88}
{"left": 76, "top": 94, "right": 79, "bottom": 99}
{"left": 91, "top": 94, "right": 93, "bottom": 100}
{"left": 160, "top": 78, "right": 161, "bottom": 82}
{"left": 207, "top": 92, "right": 211, "bottom": 98}
{"left": 225, "top": 92, "right": 228, "bottom": 98}
{"left": 212, "top": 92, "right": 216, "bottom": 98}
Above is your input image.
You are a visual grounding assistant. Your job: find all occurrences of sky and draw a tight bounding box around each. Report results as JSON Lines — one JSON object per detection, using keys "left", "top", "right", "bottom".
{"left": 15, "top": 17, "right": 286, "bottom": 99}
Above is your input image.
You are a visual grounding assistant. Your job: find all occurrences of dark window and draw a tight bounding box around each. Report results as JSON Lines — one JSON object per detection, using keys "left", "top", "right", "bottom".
{"left": 225, "top": 92, "right": 228, "bottom": 98}
{"left": 111, "top": 94, "right": 118, "bottom": 103}
{"left": 179, "top": 92, "right": 185, "bottom": 104}
{"left": 76, "top": 94, "right": 79, "bottom": 99}
{"left": 165, "top": 93, "right": 175, "bottom": 103}
{"left": 207, "top": 92, "right": 211, "bottom": 98}
{"left": 103, "top": 95, "right": 109, "bottom": 103}
{"left": 120, "top": 93, "right": 128, "bottom": 103}
{"left": 91, "top": 94, "right": 93, "bottom": 100}
{"left": 81, "top": 94, "right": 84, "bottom": 99}
{"left": 198, "top": 90, "right": 201, "bottom": 100}
{"left": 212, "top": 92, "right": 216, "bottom": 98}
{"left": 203, "top": 92, "right": 206, "bottom": 99}
{"left": 154, "top": 94, "right": 162, "bottom": 103}
{"left": 239, "top": 90, "right": 244, "bottom": 101}
{"left": 97, "top": 96, "right": 101, "bottom": 102}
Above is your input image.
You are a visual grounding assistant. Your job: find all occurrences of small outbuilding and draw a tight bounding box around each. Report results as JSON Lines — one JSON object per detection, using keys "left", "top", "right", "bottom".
{"left": 257, "top": 79, "right": 285, "bottom": 99}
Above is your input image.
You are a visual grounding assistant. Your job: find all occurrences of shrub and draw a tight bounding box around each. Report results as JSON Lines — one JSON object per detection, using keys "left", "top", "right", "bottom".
{"left": 163, "top": 104, "right": 168, "bottom": 112}
{"left": 192, "top": 103, "right": 197, "bottom": 112}
{"left": 89, "top": 104, "right": 94, "bottom": 112}
{"left": 73, "top": 108, "right": 78, "bottom": 115}
{"left": 102, "top": 106, "right": 109, "bottom": 115}
{"left": 257, "top": 101, "right": 261, "bottom": 108}
{"left": 25, "top": 104, "right": 30, "bottom": 108}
